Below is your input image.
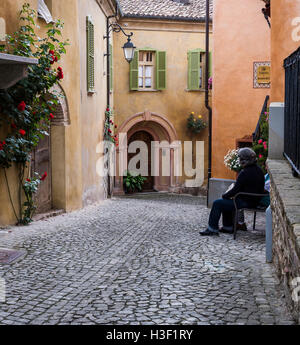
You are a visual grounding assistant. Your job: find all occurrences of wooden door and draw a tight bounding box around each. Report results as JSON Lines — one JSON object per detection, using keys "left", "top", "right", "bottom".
{"left": 128, "top": 131, "right": 154, "bottom": 191}
{"left": 31, "top": 133, "right": 52, "bottom": 213}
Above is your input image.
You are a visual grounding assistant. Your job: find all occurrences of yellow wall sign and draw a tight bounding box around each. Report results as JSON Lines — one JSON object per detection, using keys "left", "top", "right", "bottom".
{"left": 254, "top": 61, "right": 271, "bottom": 88}
{"left": 257, "top": 65, "right": 271, "bottom": 84}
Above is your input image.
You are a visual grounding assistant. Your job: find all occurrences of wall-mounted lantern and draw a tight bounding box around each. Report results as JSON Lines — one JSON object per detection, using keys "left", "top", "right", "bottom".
{"left": 106, "top": 22, "right": 136, "bottom": 63}
{"left": 261, "top": 0, "right": 271, "bottom": 28}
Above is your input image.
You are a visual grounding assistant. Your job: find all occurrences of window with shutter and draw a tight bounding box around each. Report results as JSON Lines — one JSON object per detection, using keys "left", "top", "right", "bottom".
{"left": 188, "top": 49, "right": 211, "bottom": 91}
{"left": 156, "top": 51, "right": 166, "bottom": 90}
{"left": 130, "top": 49, "right": 166, "bottom": 91}
{"left": 86, "top": 16, "right": 95, "bottom": 93}
{"left": 129, "top": 50, "right": 139, "bottom": 90}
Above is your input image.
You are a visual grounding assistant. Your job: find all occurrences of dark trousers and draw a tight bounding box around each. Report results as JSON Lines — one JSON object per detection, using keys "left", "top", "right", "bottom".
{"left": 208, "top": 198, "right": 249, "bottom": 232}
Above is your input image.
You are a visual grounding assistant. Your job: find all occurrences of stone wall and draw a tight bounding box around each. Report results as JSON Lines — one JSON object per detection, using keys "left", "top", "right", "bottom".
{"left": 267, "top": 159, "right": 300, "bottom": 323}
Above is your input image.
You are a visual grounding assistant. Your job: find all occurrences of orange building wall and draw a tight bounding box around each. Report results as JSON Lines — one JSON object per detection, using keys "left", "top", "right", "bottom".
{"left": 212, "top": 0, "right": 270, "bottom": 179}
{"left": 271, "top": 0, "right": 300, "bottom": 102}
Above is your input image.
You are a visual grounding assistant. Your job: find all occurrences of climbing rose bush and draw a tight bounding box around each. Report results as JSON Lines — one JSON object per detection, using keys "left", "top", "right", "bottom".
{"left": 0, "top": 3, "right": 69, "bottom": 224}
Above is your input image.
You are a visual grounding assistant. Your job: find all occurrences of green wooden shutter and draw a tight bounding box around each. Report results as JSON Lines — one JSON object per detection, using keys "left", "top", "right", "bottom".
{"left": 156, "top": 51, "right": 166, "bottom": 90}
{"left": 86, "top": 16, "right": 95, "bottom": 93}
{"left": 129, "top": 50, "right": 139, "bottom": 91}
{"left": 109, "top": 44, "right": 113, "bottom": 91}
{"left": 188, "top": 50, "right": 200, "bottom": 90}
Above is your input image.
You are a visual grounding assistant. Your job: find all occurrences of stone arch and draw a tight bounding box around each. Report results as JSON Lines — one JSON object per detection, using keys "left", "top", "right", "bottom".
{"left": 50, "top": 83, "right": 71, "bottom": 126}
{"left": 49, "top": 83, "right": 70, "bottom": 211}
{"left": 118, "top": 110, "right": 177, "bottom": 146}
{"left": 113, "top": 111, "right": 180, "bottom": 195}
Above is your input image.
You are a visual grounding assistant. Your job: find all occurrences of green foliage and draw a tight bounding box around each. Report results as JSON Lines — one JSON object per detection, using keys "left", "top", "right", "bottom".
{"left": 123, "top": 171, "right": 147, "bottom": 193}
{"left": 104, "top": 108, "right": 118, "bottom": 146}
{"left": 0, "top": 3, "right": 69, "bottom": 224}
{"left": 20, "top": 172, "right": 42, "bottom": 225}
{"left": 252, "top": 111, "right": 269, "bottom": 174}
{"left": 187, "top": 113, "right": 207, "bottom": 134}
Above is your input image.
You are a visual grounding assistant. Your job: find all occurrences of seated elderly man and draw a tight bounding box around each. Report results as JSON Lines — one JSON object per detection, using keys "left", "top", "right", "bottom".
{"left": 200, "top": 148, "right": 266, "bottom": 236}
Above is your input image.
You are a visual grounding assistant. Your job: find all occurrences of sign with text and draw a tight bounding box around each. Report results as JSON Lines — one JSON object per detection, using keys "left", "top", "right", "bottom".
{"left": 254, "top": 62, "right": 271, "bottom": 88}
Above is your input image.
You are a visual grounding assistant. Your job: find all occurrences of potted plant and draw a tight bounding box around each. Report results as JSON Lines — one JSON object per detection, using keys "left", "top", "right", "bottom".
{"left": 187, "top": 112, "right": 207, "bottom": 134}
{"left": 123, "top": 171, "right": 147, "bottom": 193}
{"left": 224, "top": 149, "right": 242, "bottom": 173}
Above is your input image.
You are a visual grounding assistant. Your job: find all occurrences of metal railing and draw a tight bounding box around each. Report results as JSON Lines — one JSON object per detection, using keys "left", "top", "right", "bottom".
{"left": 252, "top": 95, "right": 270, "bottom": 142}
{"left": 283, "top": 47, "right": 300, "bottom": 176}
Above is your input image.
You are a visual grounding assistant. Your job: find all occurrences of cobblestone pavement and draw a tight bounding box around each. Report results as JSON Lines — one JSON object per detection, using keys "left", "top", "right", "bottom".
{"left": 0, "top": 193, "right": 295, "bottom": 325}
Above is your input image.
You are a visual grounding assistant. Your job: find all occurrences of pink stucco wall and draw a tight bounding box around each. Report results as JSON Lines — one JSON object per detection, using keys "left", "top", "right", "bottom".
{"left": 212, "top": 0, "right": 270, "bottom": 179}
{"left": 271, "top": 0, "right": 300, "bottom": 102}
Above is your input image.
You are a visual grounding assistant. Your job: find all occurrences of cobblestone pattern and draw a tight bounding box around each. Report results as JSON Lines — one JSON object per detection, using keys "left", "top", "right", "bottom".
{"left": 0, "top": 193, "right": 295, "bottom": 325}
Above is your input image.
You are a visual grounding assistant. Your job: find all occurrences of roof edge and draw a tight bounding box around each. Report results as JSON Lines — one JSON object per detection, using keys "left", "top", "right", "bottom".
{"left": 120, "top": 13, "right": 212, "bottom": 23}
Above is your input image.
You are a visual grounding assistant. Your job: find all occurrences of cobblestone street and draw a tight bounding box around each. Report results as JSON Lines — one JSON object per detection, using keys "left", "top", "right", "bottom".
{"left": 0, "top": 194, "right": 295, "bottom": 325}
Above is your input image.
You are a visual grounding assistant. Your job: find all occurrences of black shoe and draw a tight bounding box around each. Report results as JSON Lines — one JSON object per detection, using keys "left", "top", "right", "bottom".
{"left": 219, "top": 227, "right": 234, "bottom": 234}
{"left": 199, "top": 229, "right": 219, "bottom": 236}
{"left": 237, "top": 223, "right": 247, "bottom": 231}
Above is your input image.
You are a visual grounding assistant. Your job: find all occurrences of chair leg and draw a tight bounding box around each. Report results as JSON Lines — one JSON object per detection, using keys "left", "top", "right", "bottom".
{"left": 253, "top": 211, "right": 257, "bottom": 230}
{"left": 233, "top": 211, "right": 238, "bottom": 240}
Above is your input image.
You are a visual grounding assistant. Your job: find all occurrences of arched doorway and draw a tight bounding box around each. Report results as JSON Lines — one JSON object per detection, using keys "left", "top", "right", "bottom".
{"left": 128, "top": 130, "right": 154, "bottom": 192}
{"left": 31, "top": 83, "right": 70, "bottom": 214}
{"left": 31, "top": 131, "right": 52, "bottom": 213}
{"left": 113, "top": 111, "right": 180, "bottom": 195}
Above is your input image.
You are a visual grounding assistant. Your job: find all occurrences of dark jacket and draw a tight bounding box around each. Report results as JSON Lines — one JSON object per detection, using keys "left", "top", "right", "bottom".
{"left": 222, "top": 164, "right": 266, "bottom": 206}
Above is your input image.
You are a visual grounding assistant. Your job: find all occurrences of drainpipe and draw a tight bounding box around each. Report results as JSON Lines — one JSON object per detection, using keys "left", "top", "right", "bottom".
{"left": 205, "top": 0, "right": 212, "bottom": 206}
{"left": 105, "top": 4, "right": 118, "bottom": 197}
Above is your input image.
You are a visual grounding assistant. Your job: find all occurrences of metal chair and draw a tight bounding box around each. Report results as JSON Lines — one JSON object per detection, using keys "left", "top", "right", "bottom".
{"left": 233, "top": 192, "right": 269, "bottom": 240}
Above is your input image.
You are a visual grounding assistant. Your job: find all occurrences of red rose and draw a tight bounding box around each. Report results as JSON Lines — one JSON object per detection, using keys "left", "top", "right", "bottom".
{"left": 0, "top": 141, "right": 4, "bottom": 150}
{"left": 26, "top": 178, "right": 31, "bottom": 182}
{"left": 57, "top": 70, "right": 64, "bottom": 80}
{"left": 106, "top": 108, "right": 110, "bottom": 112}
{"left": 19, "top": 129, "right": 26, "bottom": 136}
{"left": 49, "top": 113, "right": 54, "bottom": 119}
{"left": 49, "top": 50, "right": 55, "bottom": 55}
{"left": 17, "top": 101, "right": 26, "bottom": 112}
{"left": 41, "top": 172, "right": 47, "bottom": 181}
{"left": 115, "top": 125, "right": 117, "bottom": 129}
{"left": 11, "top": 123, "right": 17, "bottom": 129}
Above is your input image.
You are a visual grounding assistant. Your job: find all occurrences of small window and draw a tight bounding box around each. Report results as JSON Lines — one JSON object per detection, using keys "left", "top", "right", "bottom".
{"left": 188, "top": 49, "right": 212, "bottom": 91}
{"left": 138, "top": 51, "right": 155, "bottom": 89}
{"left": 199, "top": 52, "right": 205, "bottom": 89}
{"left": 130, "top": 49, "right": 166, "bottom": 91}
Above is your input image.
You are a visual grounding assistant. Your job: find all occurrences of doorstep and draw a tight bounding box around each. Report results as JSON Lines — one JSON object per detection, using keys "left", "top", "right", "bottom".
{"left": 32, "top": 209, "right": 65, "bottom": 222}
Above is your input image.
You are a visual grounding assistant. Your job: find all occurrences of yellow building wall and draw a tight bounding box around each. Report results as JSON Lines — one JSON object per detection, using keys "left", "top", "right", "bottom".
{"left": 113, "top": 18, "right": 212, "bottom": 188}
{"left": 212, "top": 0, "right": 270, "bottom": 180}
{"left": 0, "top": 0, "right": 113, "bottom": 225}
{"left": 78, "top": 0, "right": 112, "bottom": 206}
